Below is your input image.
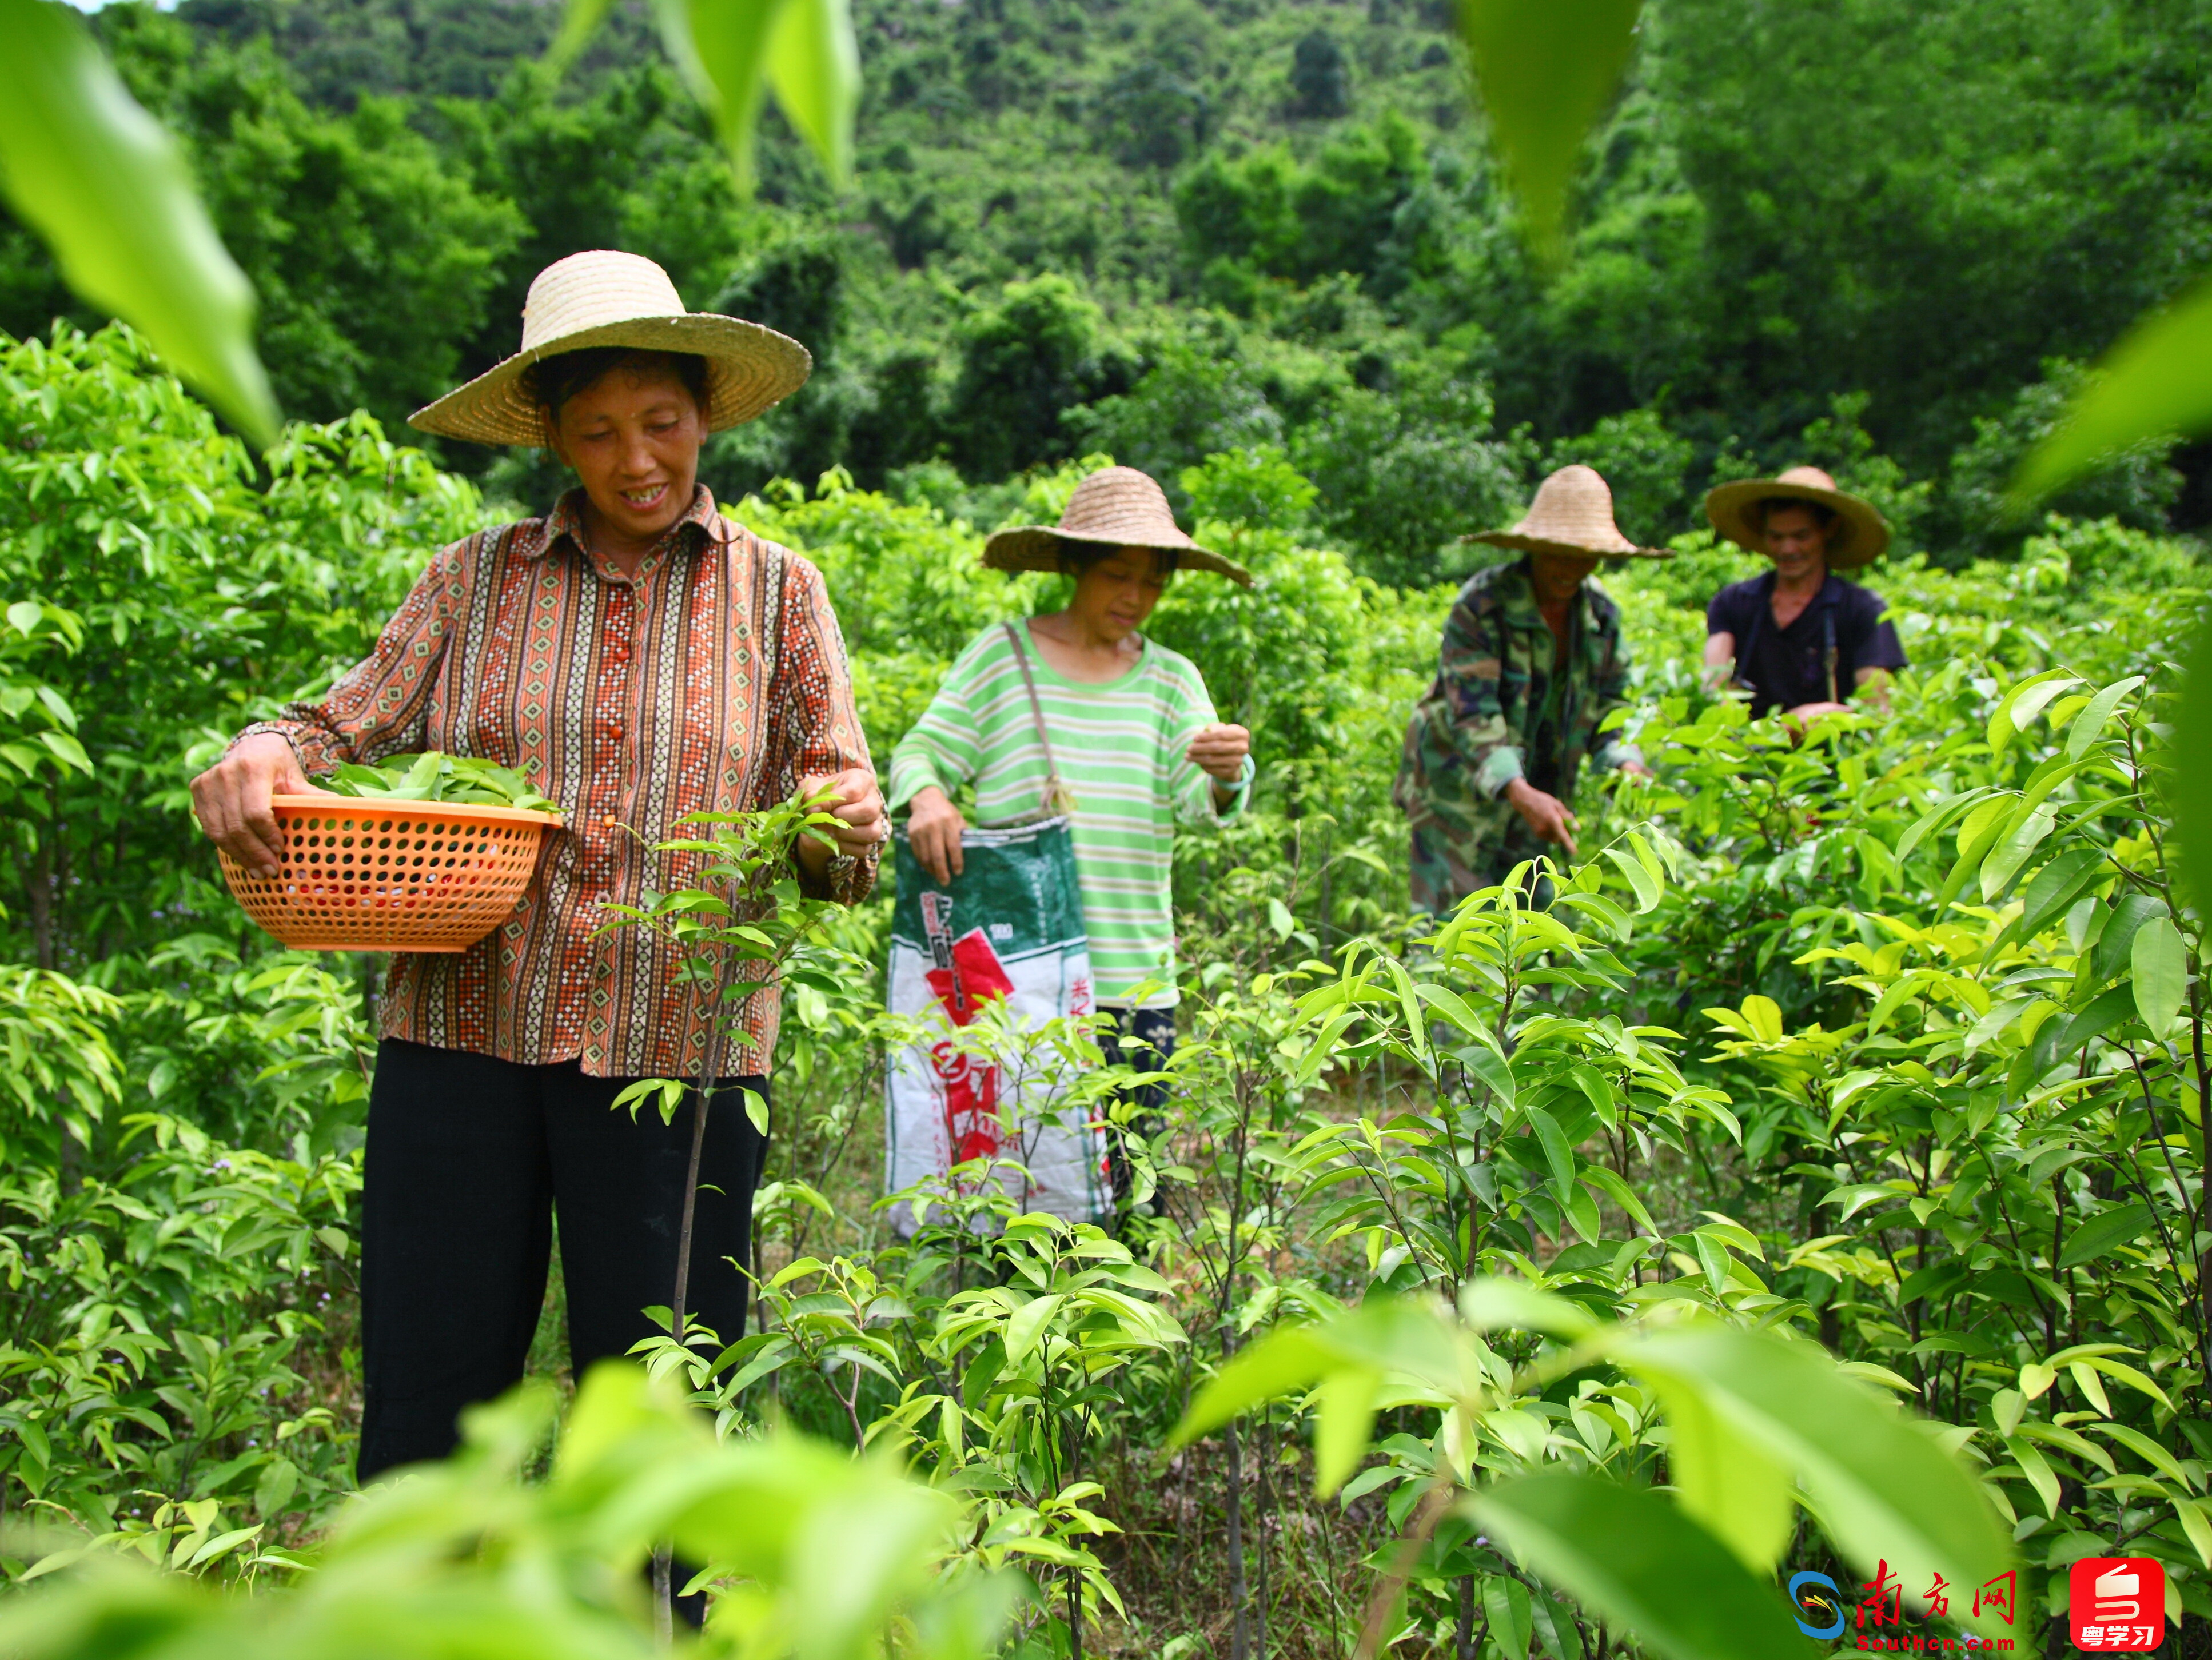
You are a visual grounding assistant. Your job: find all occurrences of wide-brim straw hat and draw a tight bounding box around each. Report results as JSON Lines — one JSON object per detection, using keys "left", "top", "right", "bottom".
{"left": 1463, "top": 464, "right": 1669, "bottom": 559}
{"left": 982, "top": 466, "right": 1254, "bottom": 587}
{"left": 1705, "top": 465, "right": 1890, "bottom": 569}
{"left": 408, "top": 250, "right": 811, "bottom": 448}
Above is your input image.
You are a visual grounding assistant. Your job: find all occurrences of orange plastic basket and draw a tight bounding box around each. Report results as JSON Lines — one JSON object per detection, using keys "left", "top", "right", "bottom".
{"left": 218, "top": 795, "right": 562, "bottom": 953}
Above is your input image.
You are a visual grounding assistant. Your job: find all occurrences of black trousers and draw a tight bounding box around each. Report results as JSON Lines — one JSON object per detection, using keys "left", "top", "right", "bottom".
{"left": 357, "top": 1038, "right": 768, "bottom": 1483}
{"left": 1098, "top": 1005, "right": 1177, "bottom": 1215}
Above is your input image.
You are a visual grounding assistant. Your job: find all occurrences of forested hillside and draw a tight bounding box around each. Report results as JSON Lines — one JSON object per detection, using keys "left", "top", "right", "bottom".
{"left": 3, "top": 0, "right": 2207, "bottom": 580}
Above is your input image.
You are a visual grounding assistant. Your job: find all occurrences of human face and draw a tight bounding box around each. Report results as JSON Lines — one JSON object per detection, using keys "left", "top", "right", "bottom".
{"left": 1529, "top": 550, "right": 1600, "bottom": 605}
{"left": 1070, "top": 546, "right": 1172, "bottom": 643}
{"left": 1761, "top": 505, "right": 1831, "bottom": 584}
{"left": 547, "top": 365, "right": 706, "bottom": 552}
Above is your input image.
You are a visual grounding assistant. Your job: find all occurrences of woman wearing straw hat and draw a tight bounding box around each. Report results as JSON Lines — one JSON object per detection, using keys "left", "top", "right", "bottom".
{"left": 189, "top": 250, "right": 886, "bottom": 1483}
{"left": 1701, "top": 466, "right": 1906, "bottom": 723}
{"left": 890, "top": 466, "right": 1254, "bottom": 1212}
{"left": 1394, "top": 465, "right": 1663, "bottom": 914}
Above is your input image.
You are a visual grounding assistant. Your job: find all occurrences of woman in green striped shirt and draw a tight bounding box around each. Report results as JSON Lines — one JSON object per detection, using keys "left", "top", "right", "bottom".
{"left": 888, "top": 467, "right": 1254, "bottom": 1207}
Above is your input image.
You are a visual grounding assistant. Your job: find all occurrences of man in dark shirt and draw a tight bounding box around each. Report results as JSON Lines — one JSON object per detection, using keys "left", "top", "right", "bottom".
{"left": 1701, "top": 465, "right": 1907, "bottom": 721}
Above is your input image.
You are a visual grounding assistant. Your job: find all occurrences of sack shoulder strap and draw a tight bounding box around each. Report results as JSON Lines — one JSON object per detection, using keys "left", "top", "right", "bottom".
{"left": 1002, "top": 621, "right": 1076, "bottom": 816}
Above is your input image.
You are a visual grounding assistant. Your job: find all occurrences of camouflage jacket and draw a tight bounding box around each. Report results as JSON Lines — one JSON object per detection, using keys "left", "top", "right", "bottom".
{"left": 1393, "top": 557, "right": 1639, "bottom": 845}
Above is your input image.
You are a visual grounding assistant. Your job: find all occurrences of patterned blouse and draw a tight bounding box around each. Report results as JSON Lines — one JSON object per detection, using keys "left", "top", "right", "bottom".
{"left": 241, "top": 486, "right": 878, "bottom": 1078}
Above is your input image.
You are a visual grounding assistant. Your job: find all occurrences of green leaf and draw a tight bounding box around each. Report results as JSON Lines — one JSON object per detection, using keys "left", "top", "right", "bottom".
{"left": 1990, "top": 1388, "right": 2024, "bottom": 1438}
{"left": 0, "top": 0, "right": 277, "bottom": 446}
{"left": 1485, "top": 1576, "right": 1534, "bottom": 1660}
{"left": 1531, "top": 1593, "right": 1584, "bottom": 1660}
{"left": 1987, "top": 672, "right": 2079, "bottom": 755}
{"left": 2089, "top": 1422, "right": 2189, "bottom": 1487}
{"left": 2174, "top": 1499, "right": 2212, "bottom": 1571}
{"left": 1624, "top": 1326, "right": 2014, "bottom": 1638}
{"left": 2004, "top": 1435, "right": 2060, "bottom": 1517}
{"left": 1416, "top": 980, "right": 1493, "bottom": 1041}
{"left": 1579, "top": 1163, "right": 1657, "bottom": 1237}
{"left": 1978, "top": 804, "right": 2055, "bottom": 902}
{"left": 1458, "top": 0, "right": 1644, "bottom": 264}
{"left": 2078, "top": 1354, "right": 2173, "bottom": 1412}
{"left": 2001, "top": 847, "right": 2107, "bottom": 951}
{"left": 2067, "top": 676, "right": 2146, "bottom": 760}
{"left": 1312, "top": 1364, "right": 1382, "bottom": 1498}
{"left": 2038, "top": 984, "right": 2141, "bottom": 1074}
{"left": 740, "top": 1085, "right": 770, "bottom": 1136}
{"left": 2012, "top": 276, "right": 2212, "bottom": 506}
{"left": 1463, "top": 1474, "right": 1819, "bottom": 1660}
{"left": 763, "top": 0, "right": 859, "bottom": 188}
{"left": 1523, "top": 1104, "right": 1579, "bottom": 1209}
{"left": 657, "top": 0, "right": 861, "bottom": 193}
{"left": 1003, "top": 1292, "right": 1063, "bottom": 1365}
{"left": 1951, "top": 795, "right": 2014, "bottom": 870}
{"left": 1385, "top": 956, "right": 1434, "bottom": 1069}
{"left": 1171, "top": 1326, "right": 1332, "bottom": 1448}
{"left": 1173, "top": 1300, "right": 1470, "bottom": 1449}
{"left": 253, "top": 1455, "right": 298, "bottom": 1521}
{"left": 2056, "top": 1202, "right": 2154, "bottom": 1271}
{"left": 1267, "top": 897, "right": 1296, "bottom": 939}
{"left": 1604, "top": 846, "right": 1661, "bottom": 914}
{"left": 1464, "top": 1043, "right": 1517, "bottom": 1106}
{"left": 1894, "top": 789, "right": 1979, "bottom": 863}
{"left": 2130, "top": 916, "right": 2187, "bottom": 1041}
{"left": 1459, "top": 1278, "right": 1600, "bottom": 1340}
{"left": 1645, "top": 1371, "right": 1791, "bottom": 1572}
{"left": 549, "top": 0, "right": 617, "bottom": 70}
{"left": 1690, "top": 1229, "right": 1735, "bottom": 1296}
{"left": 2091, "top": 893, "right": 2166, "bottom": 985}
{"left": 34, "top": 729, "right": 91, "bottom": 775}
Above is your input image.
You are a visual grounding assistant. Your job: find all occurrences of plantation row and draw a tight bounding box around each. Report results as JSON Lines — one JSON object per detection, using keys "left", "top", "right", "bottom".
{"left": 0, "top": 326, "right": 2206, "bottom": 1656}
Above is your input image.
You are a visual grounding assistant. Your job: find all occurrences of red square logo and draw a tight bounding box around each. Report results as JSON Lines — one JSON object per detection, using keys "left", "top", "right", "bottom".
{"left": 2068, "top": 1557, "right": 2164, "bottom": 1651}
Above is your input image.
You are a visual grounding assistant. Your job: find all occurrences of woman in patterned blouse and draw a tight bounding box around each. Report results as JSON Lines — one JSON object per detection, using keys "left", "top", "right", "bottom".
{"left": 190, "top": 252, "right": 886, "bottom": 1483}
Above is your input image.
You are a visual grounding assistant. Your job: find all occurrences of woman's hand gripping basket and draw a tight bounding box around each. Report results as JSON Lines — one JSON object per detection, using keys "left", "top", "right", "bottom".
{"left": 218, "top": 795, "right": 561, "bottom": 952}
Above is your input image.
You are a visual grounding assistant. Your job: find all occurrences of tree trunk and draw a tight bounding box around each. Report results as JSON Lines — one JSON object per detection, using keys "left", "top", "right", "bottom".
{"left": 1225, "top": 1417, "right": 1250, "bottom": 1660}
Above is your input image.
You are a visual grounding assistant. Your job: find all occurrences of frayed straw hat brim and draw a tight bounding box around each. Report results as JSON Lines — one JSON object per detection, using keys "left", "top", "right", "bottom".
{"left": 1457, "top": 464, "right": 1670, "bottom": 560}
{"left": 1705, "top": 476, "right": 1890, "bottom": 569}
{"left": 409, "top": 315, "right": 810, "bottom": 447}
{"left": 981, "top": 525, "right": 1253, "bottom": 587}
{"left": 980, "top": 465, "right": 1254, "bottom": 586}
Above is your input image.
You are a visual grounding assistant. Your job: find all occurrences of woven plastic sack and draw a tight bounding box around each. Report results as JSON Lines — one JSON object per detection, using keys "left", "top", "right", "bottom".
{"left": 884, "top": 818, "right": 1103, "bottom": 1231}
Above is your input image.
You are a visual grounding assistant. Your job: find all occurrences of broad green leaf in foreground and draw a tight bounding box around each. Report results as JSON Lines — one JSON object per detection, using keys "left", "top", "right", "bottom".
{"left": 1625, "top": 1326, "right": 2015, "bottom": 1638}
{"left": 548, "top": 0, "right": 616, "bottom": 67}
{"left": 1464, "top": 1474, "right": 1819, "bottom": 1660}
{"left": 1459, "top": 0, "right": 1644, "bottom": 262}
{"left": 2012, "top": 277, "right": 2212, "bottom": 507}
{"left": 1170, "top": 1299, "right": 1478, "bottom": 1494}
{"left": 760, "top": 0, "right": 860, "bottom": 186}
{"left": 644, "top": 0, "right": 860, "bottom": 191}
{"left": 0, "top": 1362, "right": 999, "bottom": 1660}
{"left": 0, "top": 0, "right": 277, "bottom": 446}
{"left": 1637, "top": 1366, "right": 1792, "bottom": 1573}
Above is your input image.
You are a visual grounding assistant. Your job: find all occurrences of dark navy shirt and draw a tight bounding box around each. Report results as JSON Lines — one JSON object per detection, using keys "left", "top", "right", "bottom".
{"left": 1706, "top": 572, "right": 1906, "bottom": 717}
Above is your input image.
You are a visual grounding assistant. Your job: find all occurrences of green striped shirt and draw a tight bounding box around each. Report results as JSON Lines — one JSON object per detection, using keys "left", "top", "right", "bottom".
{"left": 887, "top": 623, "right": 1252, "bottom": 1007}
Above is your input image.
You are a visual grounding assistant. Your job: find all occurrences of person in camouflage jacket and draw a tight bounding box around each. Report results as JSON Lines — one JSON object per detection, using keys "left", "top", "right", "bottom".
{"left": 1394, "top": 466, "right": 1666, "bottom": 913}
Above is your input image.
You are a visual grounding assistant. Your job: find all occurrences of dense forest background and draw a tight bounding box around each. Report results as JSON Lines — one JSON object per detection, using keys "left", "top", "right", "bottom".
{"left": 5, "top": 0, "right": 2209, "bottom": 582}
